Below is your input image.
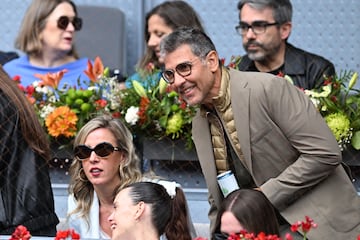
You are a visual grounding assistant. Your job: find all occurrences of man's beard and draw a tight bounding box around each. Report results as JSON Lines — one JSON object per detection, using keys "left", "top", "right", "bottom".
{"left": 244, "top": 40, "right": 281, "bottom": 62}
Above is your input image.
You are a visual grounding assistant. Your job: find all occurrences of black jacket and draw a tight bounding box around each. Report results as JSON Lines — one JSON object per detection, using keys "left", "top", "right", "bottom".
{"left": 237, "top": 43, "right": 335, "bottom": 89}
{"left": 0, "top": 91, "right": 59, "bottom": 236}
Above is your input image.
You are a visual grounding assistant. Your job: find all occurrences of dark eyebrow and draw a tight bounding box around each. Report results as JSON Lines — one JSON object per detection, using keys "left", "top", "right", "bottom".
{"left": 240, "top": 20, "right": 271, "bottom": 25}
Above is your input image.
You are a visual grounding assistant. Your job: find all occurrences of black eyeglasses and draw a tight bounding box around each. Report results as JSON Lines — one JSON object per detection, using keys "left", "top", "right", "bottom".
{"left": 235, "top": 21, "right": 278, "bottom": 36}
{"left": 74, "top": 142, "right": 120, "bottom": 160}
{"left": 57, "top": 16, "right": 82, "bottom": 31}
{"left": 162, "top": 62, "right": 193, "bottom": 84}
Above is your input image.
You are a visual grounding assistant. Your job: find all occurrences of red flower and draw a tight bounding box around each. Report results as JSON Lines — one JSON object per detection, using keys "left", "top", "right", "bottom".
{"left": 276, "top": 71, "right": 285, "bottom": 77}
{"left": 55, "top": 229, "right": 80, "bottom": 240}
{"left": 112, "top": 111, "right": 121, "bottom": 118}
{"left": 284, "top": 233, "right": 293, "bottom": 240}
{"left": 70, "top": 229, "right": 80, "bottom": 240}
{"left": 9, "top": 225, "right": 31, "bottom": 240}
{"left": 95, "top": 99, "right": 107, "bottom": 109}
{"left": 26, "top": 85, "right": 35, "bottom": 96}
{"left": 332, "top": 82, "right": 340, "bottom": 90}
{"left": 290, "top": 216, "right": 317, "bottom": 239}
{"left": 12, "top": 75, "right": 21, "bottom": 82}
{"left": 220, "top": 58, "right": 225, "bottom": 66}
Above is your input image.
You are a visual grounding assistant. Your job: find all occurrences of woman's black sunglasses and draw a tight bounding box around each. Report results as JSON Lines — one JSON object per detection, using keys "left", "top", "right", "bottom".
{"left": 57, "top": 16, "right": 82, "bottom": 31}
{"left": 74, "top": 142, "right": 120, "bottom": 160}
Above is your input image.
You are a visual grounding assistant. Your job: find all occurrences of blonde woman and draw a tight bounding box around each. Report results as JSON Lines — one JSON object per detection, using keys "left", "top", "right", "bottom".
{"left": 67, "top": 115, "right": 142, "bottom": 239}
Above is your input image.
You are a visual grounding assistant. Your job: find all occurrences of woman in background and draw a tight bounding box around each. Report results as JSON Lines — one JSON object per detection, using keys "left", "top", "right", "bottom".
{"left": 213, "top": 189, "right": 280, "bottom": 239}
{"left": 108, "top": 182, "right": 192, "bottom": 240}
{"left": 4, "top": 0, "right": 91, "bottom": 88}
{"left": 125, "top": 0, "right": 205, "bottom": 87}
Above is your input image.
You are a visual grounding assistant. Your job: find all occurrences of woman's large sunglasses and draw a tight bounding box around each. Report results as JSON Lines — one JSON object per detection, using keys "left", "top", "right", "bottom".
{"left": 57, "top": 16, "right": 82, "bottom": 31}
{"left": 74, "top": 142, "right": 120, "bottom": 160}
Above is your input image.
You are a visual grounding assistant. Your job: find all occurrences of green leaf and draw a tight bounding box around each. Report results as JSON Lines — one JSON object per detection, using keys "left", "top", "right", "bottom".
{"left": 351, "top": 131, "right": 360, "bottom": 150}
{"left": 350, "top": 118, "right": 360, "bottom": 130}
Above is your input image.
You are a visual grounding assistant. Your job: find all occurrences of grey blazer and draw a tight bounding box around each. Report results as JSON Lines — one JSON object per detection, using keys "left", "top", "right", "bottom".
{"left": 192, "top": 68, "right": 360, "bottom": 239}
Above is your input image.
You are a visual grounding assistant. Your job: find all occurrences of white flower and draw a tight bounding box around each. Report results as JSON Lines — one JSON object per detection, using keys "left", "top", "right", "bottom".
{"left": 88, "top": 86, "right": 99, "bottom": 91}
{"left": 48, "top": 95, "right": 57, "bottom": 103}
{"left": 32, "top": 81, "right": 41, "bottom": 87}
{"left": 125, "top": 106, "right": 139, "bottom": 125}
{"left": 304, "top": 85, "right": 331, "bottom": 98}
{"left": 35, "top": 85, "right": 52, "bottom": 95}
{"left": 309, "top": 97, "right": 320, "bottom": 108}
{"left": 39, "top": 104, "right": 56, "bottom": 119}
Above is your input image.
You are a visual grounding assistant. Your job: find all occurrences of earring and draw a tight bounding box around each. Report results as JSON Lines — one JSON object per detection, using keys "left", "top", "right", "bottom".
{"left": 79, "top": 168, "right": 88, "bottom": 182}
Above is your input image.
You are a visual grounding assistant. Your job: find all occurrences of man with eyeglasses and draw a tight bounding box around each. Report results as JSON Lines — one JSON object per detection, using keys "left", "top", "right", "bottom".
{"left": 160, "top": 27, "right": 360, "bottom": 240}
{"left": 235, "top": 0, "right": 335, "bottom": 90}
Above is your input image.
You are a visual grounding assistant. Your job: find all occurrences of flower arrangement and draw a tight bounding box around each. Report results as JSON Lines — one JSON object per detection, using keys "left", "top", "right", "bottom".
{"left": 13, "top": 57, "right": 122, "bottom": 141}
{"left": 304, "top": 71, "right": 360, "bottom": 150}
{"left": 14, "top": 57, "right": 197, "bottom": 149}
{"left": 121, "top": 62, "right": 197, "bottom": 148}
{"left": 8, "top": 225, "right": 80, "bottom": 240}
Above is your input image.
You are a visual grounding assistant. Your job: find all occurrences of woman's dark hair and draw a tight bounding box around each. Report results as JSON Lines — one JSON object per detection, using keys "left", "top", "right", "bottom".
{"left": 121, "top": 182, "right": 192, "bottom": 240}
{"left": 214, "top": 189, "right": 280, "bottom": 236}
{"left": 138, "top": 0, "right": 205, "bottom": 69}
{"left": 0, "top": 65, "right": 50, "bottom": 160}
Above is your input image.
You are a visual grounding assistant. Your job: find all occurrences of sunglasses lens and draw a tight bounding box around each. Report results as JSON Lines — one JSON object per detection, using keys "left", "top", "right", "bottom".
{"left": 74, "top": 143, "right": 117, "bottom": 160}
{"left": 57, "top": 16, "right": 82, "bottom": 31}
{"left": 74, "top": 145, "right": 92, "bottom": 159}
{"left": 57, "top": 16, "right": 69, "bottom": 30}
{"left": 94, "top": 143, "right": 114, "bottom": 157}
{"left": 73, "top": 17, "right": 82, "bottom": 31}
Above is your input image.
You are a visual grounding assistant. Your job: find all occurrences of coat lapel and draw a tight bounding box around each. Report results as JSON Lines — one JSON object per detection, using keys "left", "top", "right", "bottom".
{"left": 229, "top": 69, "right": 252, "bottom": 171}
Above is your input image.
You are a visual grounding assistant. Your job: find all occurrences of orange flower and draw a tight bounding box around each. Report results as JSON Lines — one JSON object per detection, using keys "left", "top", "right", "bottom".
{"left": 45, "top": 106, "right": 78, "bottom": 138}
{"left": 138, "top": 96, "right": 150, "bottom": 124}
{"left": 84, "top": 56, "right": 104, "bottom": 82}
{"left": 34, "top": 69, "right": 68, "bottom": 89}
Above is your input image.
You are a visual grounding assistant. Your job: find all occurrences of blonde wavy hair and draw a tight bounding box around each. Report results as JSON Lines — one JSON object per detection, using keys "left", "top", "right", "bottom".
{"left": 68, "top": 114, "right": 142, "bottom": 224}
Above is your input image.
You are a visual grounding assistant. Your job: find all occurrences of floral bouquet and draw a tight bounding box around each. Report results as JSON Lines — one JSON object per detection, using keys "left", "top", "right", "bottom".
{"left": 121, "top": 63, "right": 197, "bottom": 149}
{"left": 304, "top": 71, "right": 360, "bottom": 150}
{"left": 14, "top": 57, "right": 197, "bottom": 150}
{"left": 13, "top": 57, "right": 122, "bottom": 142}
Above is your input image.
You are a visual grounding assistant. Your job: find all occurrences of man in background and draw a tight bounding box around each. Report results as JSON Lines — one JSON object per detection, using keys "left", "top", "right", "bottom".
{"left": 236, "top": 0, "right": 335, "bottom": 89}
